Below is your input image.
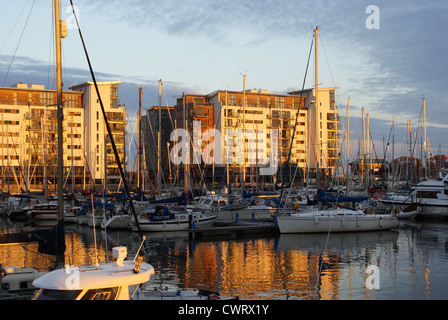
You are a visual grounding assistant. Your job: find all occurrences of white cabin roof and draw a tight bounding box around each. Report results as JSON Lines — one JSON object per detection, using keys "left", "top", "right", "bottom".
{"left": 33, "top": 260, "right": 154, "bottom": 290}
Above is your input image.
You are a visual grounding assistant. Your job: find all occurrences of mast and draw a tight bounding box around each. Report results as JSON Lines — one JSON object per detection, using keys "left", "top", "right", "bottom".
{"left": 70, "top": 116, "right": 74, "bottom": 195}
{"left": 362, "top": 107, "right": 365, "bottom": 187}
{"left": 242, "top": 74, "right": 246, "bottom": 189}
{"left": 366, "top": 113, "right": 370, "bottom": 187}
{"left": 314, "top": 26, "right": 321, "bottom": 189}
{"left": 54, "top": 0, "right": 67, "bottom": 263}
{"left": 183, "top": 94, "right": 188, "bottom": 196}
{"left": 392, "top": 116, "right": 395, "bottom": 189}
{"left": 345, "top": 98, "right": 350, "bottom": 195}
{"left": 158, "top": 80, "right": 162, "bottom": 198}
{"left": 423, "top": 97, "right": 429, "bottom": 179}
{"left": 137, "top": 87, "right": 142, "bottom": 198}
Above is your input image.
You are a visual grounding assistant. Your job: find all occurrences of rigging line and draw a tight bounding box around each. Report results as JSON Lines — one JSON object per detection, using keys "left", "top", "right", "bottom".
{"left": 2, "top": 0, "right": 36, "bottom": 87}
{"left": 318, "top": 33, "right": 337, "bottom": 86}
{"left": 0, "top": 0, "right": 30, "bottom": 53}
{"left": 160, "top": 82, "right": 175, "bottom": 129}
{"left": 279, "top": 36, "right": 314, "bottom": 203}
{"left": 47, "top": 3, "right": 55, "bottom": 91}
{"left": 68, "top": 1, "right": 146, "bottom": 248}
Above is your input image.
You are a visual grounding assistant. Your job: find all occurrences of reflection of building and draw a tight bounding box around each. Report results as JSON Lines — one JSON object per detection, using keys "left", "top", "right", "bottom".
{"left": 178, "top": 238, "right": 343, "bottom": 299}
{"left": 0, "top": 83, "right": 83, "bottom": 193}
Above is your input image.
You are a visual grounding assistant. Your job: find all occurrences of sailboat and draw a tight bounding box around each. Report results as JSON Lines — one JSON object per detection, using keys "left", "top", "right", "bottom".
{"left": 276, "top": 27, "right": 399, "bottom": 234}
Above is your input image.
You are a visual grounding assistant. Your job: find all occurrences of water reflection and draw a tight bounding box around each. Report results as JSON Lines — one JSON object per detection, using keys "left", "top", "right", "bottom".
{"left": 1, "top": 218, "right": 448, "bottom": 300}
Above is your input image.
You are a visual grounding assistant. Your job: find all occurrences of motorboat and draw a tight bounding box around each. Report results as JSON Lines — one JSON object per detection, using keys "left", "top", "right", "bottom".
{"left": 32, "top": 246, "right": 155, "bottom": 300}
{"left": 29, "top": 202, "right": 58, "bottom": 220}
{"left": 1, "top": 266, "right": 43, "bottom": 299}
{"left": 381, "top": 174, "right": 448, "bottom": 217}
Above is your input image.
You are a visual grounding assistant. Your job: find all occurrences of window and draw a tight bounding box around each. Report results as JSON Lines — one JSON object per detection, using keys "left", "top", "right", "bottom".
{"left": 229, "top": 94, "right": 237, "bottom": 106}
{"left": 33, "top": 289, "right": 82, "bottom": 300}
{"left": 80, "top": 287, "right": 119, "bottom": 300}
{"left": 417, "top": 191, "right": 438, "bottom": 199}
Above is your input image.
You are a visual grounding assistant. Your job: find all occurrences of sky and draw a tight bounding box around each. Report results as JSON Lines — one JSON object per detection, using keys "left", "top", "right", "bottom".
{"left": 1, "top": 0, "right": 447, "bottom": 167}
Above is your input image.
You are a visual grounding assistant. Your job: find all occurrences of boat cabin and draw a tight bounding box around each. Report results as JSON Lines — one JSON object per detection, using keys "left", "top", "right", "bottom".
{"left": 31, "top": 247, "right": 154, "bottom": 300}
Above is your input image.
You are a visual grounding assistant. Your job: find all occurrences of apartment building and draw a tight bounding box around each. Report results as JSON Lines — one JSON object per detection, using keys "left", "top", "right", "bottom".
{"left": 289, "top": 87, "right": 340, "bottom": 177}
{"left": 164, "top": 87, "right": 340, "bottom": 186}
{"left": 204, "top": 89, "right": 307, "bottom": 185}
{"left": 141, "top": 105, "right": 175, "bottom": 183}
{"left": 0, "top": 83, "right": 83, "bottom": 193}
{"left": 70, "top": 81, "right": 126, "bottom": 190}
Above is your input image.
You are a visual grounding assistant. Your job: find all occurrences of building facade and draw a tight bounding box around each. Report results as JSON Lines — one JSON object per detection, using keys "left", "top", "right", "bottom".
{"left": 142, "top": 105, "right": 175, "bottom": 184}
{"left": 71, "top": 81, "right": 126, "bottom": 191}
{"left": 289, "top": 87, "right": 340, "bottom": 175}
{"left": 0, "top": 80, "right": 127, "bottom": 194}
{"left": 139, "top": 88, "right": 339, "bottom": 185}
{"left": 205, "top": 89, "right": 307, "bottom": 185}
{"left": 149, "top": 87, "right": 340, "bottom": 187}
{"left": 0, "top": 83, "right": 83, "bottom": 194}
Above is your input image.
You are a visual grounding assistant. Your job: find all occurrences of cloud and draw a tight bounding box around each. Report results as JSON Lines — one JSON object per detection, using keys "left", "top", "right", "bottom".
{"left": 3, "top": 1, "right": 447, "bottom": 156}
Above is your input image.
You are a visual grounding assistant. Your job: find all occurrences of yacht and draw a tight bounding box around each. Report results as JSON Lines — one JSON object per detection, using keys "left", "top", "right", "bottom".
{"left": 32, "top": 246, "right": 155, "bottom": 300}
{"left": 381, "top": 174, "right": 448, "bottom": 217}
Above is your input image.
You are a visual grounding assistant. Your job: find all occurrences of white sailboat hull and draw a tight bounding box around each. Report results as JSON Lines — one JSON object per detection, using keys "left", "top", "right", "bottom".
{"left": 277, "top": 209, "right": 399, "bottom": 234}
{"left": 132, "top": 214, "right": 217, "bottom": 232}
{"left": 102, "top": 215, "right": 131, "bottom": 229}
{"left": 86, "top": 214, "right": 104, "bottom": 227}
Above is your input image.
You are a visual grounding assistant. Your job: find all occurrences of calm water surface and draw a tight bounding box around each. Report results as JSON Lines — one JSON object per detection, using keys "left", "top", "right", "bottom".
{"left": 1, "top": 218, "right": 447, "bottom": 300}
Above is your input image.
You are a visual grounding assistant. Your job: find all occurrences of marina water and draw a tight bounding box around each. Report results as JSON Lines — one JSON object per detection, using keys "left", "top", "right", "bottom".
{"left": 1, "top": 218, "right": 447, "bottom": 300}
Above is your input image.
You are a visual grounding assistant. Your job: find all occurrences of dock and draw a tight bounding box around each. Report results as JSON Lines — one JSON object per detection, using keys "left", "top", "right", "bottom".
{"left": 188, "top": 220, "right": 280, "bottom": 240}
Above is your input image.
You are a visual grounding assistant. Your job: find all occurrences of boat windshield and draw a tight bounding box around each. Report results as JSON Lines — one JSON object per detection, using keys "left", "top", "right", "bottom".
{"left": 33, "top": 287, "right": 120, "bottom": 300}
{"left": 33, "top": 289, "right": 82, "bottom": 300}
{"left": 80, "top": 287, "right": 119, "bottom": 300}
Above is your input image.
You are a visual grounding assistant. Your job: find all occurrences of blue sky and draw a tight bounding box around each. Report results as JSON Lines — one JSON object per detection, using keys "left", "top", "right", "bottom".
{"left": 1, "top": 0, "right": 447, "bottom": 164}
